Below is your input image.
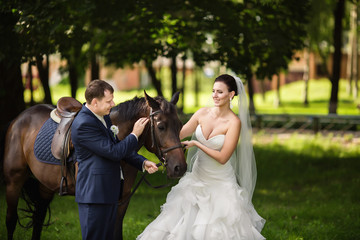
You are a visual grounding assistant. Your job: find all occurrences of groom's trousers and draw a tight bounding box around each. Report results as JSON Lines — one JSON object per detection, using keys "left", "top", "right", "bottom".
{"left": 78, "top": 203, "right": 117, "bottom": 240}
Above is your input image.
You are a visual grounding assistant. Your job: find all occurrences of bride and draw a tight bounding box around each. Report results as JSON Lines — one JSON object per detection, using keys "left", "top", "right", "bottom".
{"left": 137, "top": 74, "right": 265, "bottom": 240}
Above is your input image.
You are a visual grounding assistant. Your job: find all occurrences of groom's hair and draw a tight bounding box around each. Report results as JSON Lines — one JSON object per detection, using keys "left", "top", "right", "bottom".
{"left": 215, "top": 74, "right": 238, "bottom": 96}
{"left": 85, "top": 79, "right": 114, "bottom": 104}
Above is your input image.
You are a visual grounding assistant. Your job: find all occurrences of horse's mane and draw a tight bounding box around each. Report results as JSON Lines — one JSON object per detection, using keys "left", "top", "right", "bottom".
{"left": 112, "top": 95, "right": 176, "bottom": 122}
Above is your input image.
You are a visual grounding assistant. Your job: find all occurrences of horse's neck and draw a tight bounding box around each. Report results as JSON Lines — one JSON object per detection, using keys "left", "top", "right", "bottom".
{"left": 112, "top": 112, "right": 149, "bottom": 141}
{"left": 115, "top": 121, "right": 135, "bottom": 140}
{"left": 110, "top": 104, "right": 150, "bottom": 141}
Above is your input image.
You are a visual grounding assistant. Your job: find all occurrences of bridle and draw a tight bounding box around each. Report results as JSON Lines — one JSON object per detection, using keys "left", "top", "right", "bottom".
{"left": 118, "top": 108, "right": 184, "bottom": 206}
{"left": 149, "top": 108, "right": 183, "bottom": 166}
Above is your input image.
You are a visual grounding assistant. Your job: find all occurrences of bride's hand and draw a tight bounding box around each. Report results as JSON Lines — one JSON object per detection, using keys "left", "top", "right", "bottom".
{"left": 181, "top": 140, "right": 197, "bottom": 149}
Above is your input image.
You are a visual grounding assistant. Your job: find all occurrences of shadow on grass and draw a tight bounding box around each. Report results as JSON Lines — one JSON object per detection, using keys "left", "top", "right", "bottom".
{"left": 128, "top": 143, "right": 360, "bottom": 239}
{"left": 254, "top": 144, "right": 360, "bottom": 240}
{"left": 1, "top": 142, "right": 359, "bottom": 240}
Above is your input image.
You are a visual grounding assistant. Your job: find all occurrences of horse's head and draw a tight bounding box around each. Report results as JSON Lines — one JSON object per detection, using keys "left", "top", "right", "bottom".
{"left": 143, "top": 91, "right": 187, "bottom": 179}
{"left": 110, "top": 91, "right": 187, "bottom": 179}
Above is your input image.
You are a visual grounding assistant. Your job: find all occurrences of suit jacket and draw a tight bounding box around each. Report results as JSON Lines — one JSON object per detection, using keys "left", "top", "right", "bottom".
{"left": 71, "top": 105, "right": 146, "bottom": 204}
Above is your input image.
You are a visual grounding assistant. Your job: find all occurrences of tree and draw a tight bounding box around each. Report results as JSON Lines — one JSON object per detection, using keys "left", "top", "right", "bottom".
{"left": 6, "top": 0, "right": 94, "bottom": 103}
{"left": 346, "top": 0, "right": 358, "bottom": 99}
{"left": 98, "top": 0, "right": 210, "bottom": 98}
{"left": 55, "top": 0, "right": 94, "bottom": 97}
{"left": 303, "top": 42, "right": 310, "bottom": 106}
{"left": 0, "top": 3, "right": 26, "bottom": 138}
{"left": 14, "top": 0, "right": 61, "bottom": 104}
{"left": 307, "top": 0, "right": 336, "bottom": 79}
{"left": 93, "top": 0, "right": 163, "bottom": 95}
{"left": 305, "top": 0, "right": 355, "bottom": 114}
{"left": 329, "top": 0, "right": 345, "bottom": 114}
{"left": 3, "top": 0, "right": 315, "bottom": 115}
{"left": 212, "top": 0, "right": 310, "bottom": 114}
{"left": 253, "top": 1, "right": 310, "bottom": 108}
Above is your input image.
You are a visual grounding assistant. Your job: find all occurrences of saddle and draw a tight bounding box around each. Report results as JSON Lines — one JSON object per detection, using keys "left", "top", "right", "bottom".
{"left": 51, "top": 97, "right": 82, "bottom": 160}
{"left": 50, "top": 97, "right": 82, "bottom": 195}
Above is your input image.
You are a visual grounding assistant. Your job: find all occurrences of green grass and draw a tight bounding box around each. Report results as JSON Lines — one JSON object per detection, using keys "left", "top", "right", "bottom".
{"left": 31, "top": 78, "right": 359, "bottom": 115}
{"left": 8, "top": 77, "right": 358, "bottom": 239}
{"left": 253, "top": 79, "right": 360, "bottom": 115}
{"left": 1, "top": 133, "right": 359, "bottom": 239}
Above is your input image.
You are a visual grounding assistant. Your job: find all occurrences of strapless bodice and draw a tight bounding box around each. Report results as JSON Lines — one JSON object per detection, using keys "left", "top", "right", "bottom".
{"left": 195, "top": 124, "right": 225, "bottom": 150}
{"left": 192, "top": 125, "right": 235, "bottom": 183}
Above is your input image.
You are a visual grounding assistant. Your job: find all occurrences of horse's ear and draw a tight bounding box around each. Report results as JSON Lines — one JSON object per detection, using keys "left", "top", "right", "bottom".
{"left": 170, "top": 91, "right": 180, "bottom": 105}
{"left": 144, "top": 90, "right": 160, "bottom": 110}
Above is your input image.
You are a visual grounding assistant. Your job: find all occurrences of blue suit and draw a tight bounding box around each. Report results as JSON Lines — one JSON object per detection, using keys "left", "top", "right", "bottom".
{"left": 71, "top": 105, "right": 146, "bottom": 240}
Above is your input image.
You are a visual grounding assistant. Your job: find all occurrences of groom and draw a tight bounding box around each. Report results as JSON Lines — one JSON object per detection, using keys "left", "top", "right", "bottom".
{"left": 71, "top": 80, "right": 158, "bottom": 240}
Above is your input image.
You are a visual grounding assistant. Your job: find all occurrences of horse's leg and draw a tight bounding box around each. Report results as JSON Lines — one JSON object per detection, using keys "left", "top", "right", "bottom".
{"left": 5, "top": 169, "right": 29, "bottom": 240}
{"left": 4, "top": 132, "right": 29, "bottom": 240}
{"left": 113, "top": 164, "right": 138, "bottom": 240}
{"left": 31, "top": 183, "right": 54, "bottom": 240}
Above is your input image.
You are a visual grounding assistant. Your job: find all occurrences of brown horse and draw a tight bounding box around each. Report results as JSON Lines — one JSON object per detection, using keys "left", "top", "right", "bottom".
{"left": 3, "top": 91, "right": 187, "bottom": 240}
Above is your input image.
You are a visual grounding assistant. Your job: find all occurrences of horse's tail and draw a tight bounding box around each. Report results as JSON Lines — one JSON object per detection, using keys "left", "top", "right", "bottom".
{"left": 18, "top": 177, "right": 52, "bottom": 229}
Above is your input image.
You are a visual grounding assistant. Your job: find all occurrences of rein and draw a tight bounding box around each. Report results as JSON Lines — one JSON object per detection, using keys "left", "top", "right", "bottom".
{"left": 118, "top": 108, "right": 184, "bottom": 206}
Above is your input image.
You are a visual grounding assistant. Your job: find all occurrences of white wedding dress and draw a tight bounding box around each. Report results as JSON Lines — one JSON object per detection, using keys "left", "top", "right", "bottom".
{"left": 137, "top": 125, "right": 265, "bottom": 240}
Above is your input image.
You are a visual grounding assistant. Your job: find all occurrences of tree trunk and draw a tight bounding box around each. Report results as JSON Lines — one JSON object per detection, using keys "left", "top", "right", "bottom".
{"left": 316, "top": 46, "right": 331, "bottom": 79}
{"left": 247, "top": 74, "right": 256, "bottom": 115}
{"left": 67, "top": 45, "right": 84, "bottom": 98}
{"left": 0, "top": 11, "right": 25, "bottom": 159}
{"left": 195, "top": 67, "right": 200, "bottom": 107}
{"left": 180, "top": 56, "right": 186, "bottom": 113}
{"left": 27, "top": 62, "right": 35, "bottom": 106}
{"left": 0, "top": 61, "right": 25, "bottom": 132}
{"left": 347, "top": 1, "right": 358, "bottom": 97}
{"left": 351, "top": 2, "right": 358, "bottom": 99}
{"left": 36, "top": 55, "right": 52, "bottom": 104}
{"left": 146, "top": 61, "right": 163, "bottom": 96}
{"left": 346, "top": 20, "right": 354, "bottom": 96}
{"left": 171, "top": 54, "right": 177, "bottom": 97}
{"left": 274, "top": 74, "right": 281, "bottom": 107}
{"left": 329, "top": 0, "right": 345, "bottom": 114}
{"left": 90, "top": 54, "right": 100, "bottom": 81}
{"left": 0, "top": 61, "right": 25, "bottom": 164}
{"left": 68, "top": 60, "right": 78, "bottom": 99}
{"left": 260, "top": 79, "right": 266, "bottom": 102}
{"left": 303, "top": 47, "right": 310, "bottom": 106}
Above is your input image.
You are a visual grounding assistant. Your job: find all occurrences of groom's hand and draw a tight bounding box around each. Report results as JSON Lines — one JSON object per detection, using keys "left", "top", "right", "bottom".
{"left": 144, "top": 160, "right": 158, "bottom": 174}
{"left": 132, "top": 117, "right": 149, "bottom": 137}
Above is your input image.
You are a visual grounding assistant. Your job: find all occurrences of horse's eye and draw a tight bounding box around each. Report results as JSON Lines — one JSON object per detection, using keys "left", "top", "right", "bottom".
{"left": 157, "top": 124, "right": 165, "bottom": 131}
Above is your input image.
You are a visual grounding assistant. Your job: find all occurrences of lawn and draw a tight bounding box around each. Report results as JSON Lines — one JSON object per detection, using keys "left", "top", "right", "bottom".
{"left": 1, "top": 133, "right": 359, "bottom": 239}
{"left": 24, "top": 78, "right": 360, "bottom": 115}
{"left": 2, "top": 77, "right": 358, "bottom": 239}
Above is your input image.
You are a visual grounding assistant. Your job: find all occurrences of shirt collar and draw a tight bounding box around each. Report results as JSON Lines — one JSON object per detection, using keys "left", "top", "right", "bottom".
{"left": 85, "top": 104, "right": 107, "bottom": 128}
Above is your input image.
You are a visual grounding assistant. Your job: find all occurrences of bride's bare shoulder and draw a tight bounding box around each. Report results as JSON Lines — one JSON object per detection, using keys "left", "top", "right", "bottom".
{"left": 229, "top": 112, "right": 241, "bottom": 127}
{"left": 195, "top": 107, "right": 211, "bottom": 117}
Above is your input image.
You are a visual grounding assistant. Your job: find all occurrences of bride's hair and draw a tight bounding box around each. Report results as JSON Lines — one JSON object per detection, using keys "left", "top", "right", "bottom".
{"left": 214, "top": 74, "right": 238, "bottom": 96}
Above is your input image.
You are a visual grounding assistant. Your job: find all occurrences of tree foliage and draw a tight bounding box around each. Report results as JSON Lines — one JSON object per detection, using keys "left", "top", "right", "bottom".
{"left": 1, "top": 0, "right": 312, "bottom": 115}
{"left": 0, "top": 1, "right": 26, "bottom": 135}
{"left": 306, "top": 0, "right": 336, "bottom": 78}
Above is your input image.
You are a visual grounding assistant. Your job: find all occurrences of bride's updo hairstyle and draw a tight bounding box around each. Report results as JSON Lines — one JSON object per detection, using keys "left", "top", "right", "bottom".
{"left": 214, "top": 74, "right": 238, "bottom": 96}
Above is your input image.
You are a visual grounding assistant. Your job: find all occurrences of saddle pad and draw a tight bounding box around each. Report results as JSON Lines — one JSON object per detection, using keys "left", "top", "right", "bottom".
{"left": 34, "top": 118, "right": 75, "bottom": 165}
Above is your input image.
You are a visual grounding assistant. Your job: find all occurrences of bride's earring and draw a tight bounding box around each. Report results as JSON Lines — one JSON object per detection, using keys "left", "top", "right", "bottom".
{"left": 230, "top": 98, "right": 233, "bottom": 108}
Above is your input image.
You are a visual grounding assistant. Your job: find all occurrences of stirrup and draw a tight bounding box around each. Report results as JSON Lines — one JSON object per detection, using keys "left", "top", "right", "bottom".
{"left": 59, "top": 177, "right": 68, "bottom": 196}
